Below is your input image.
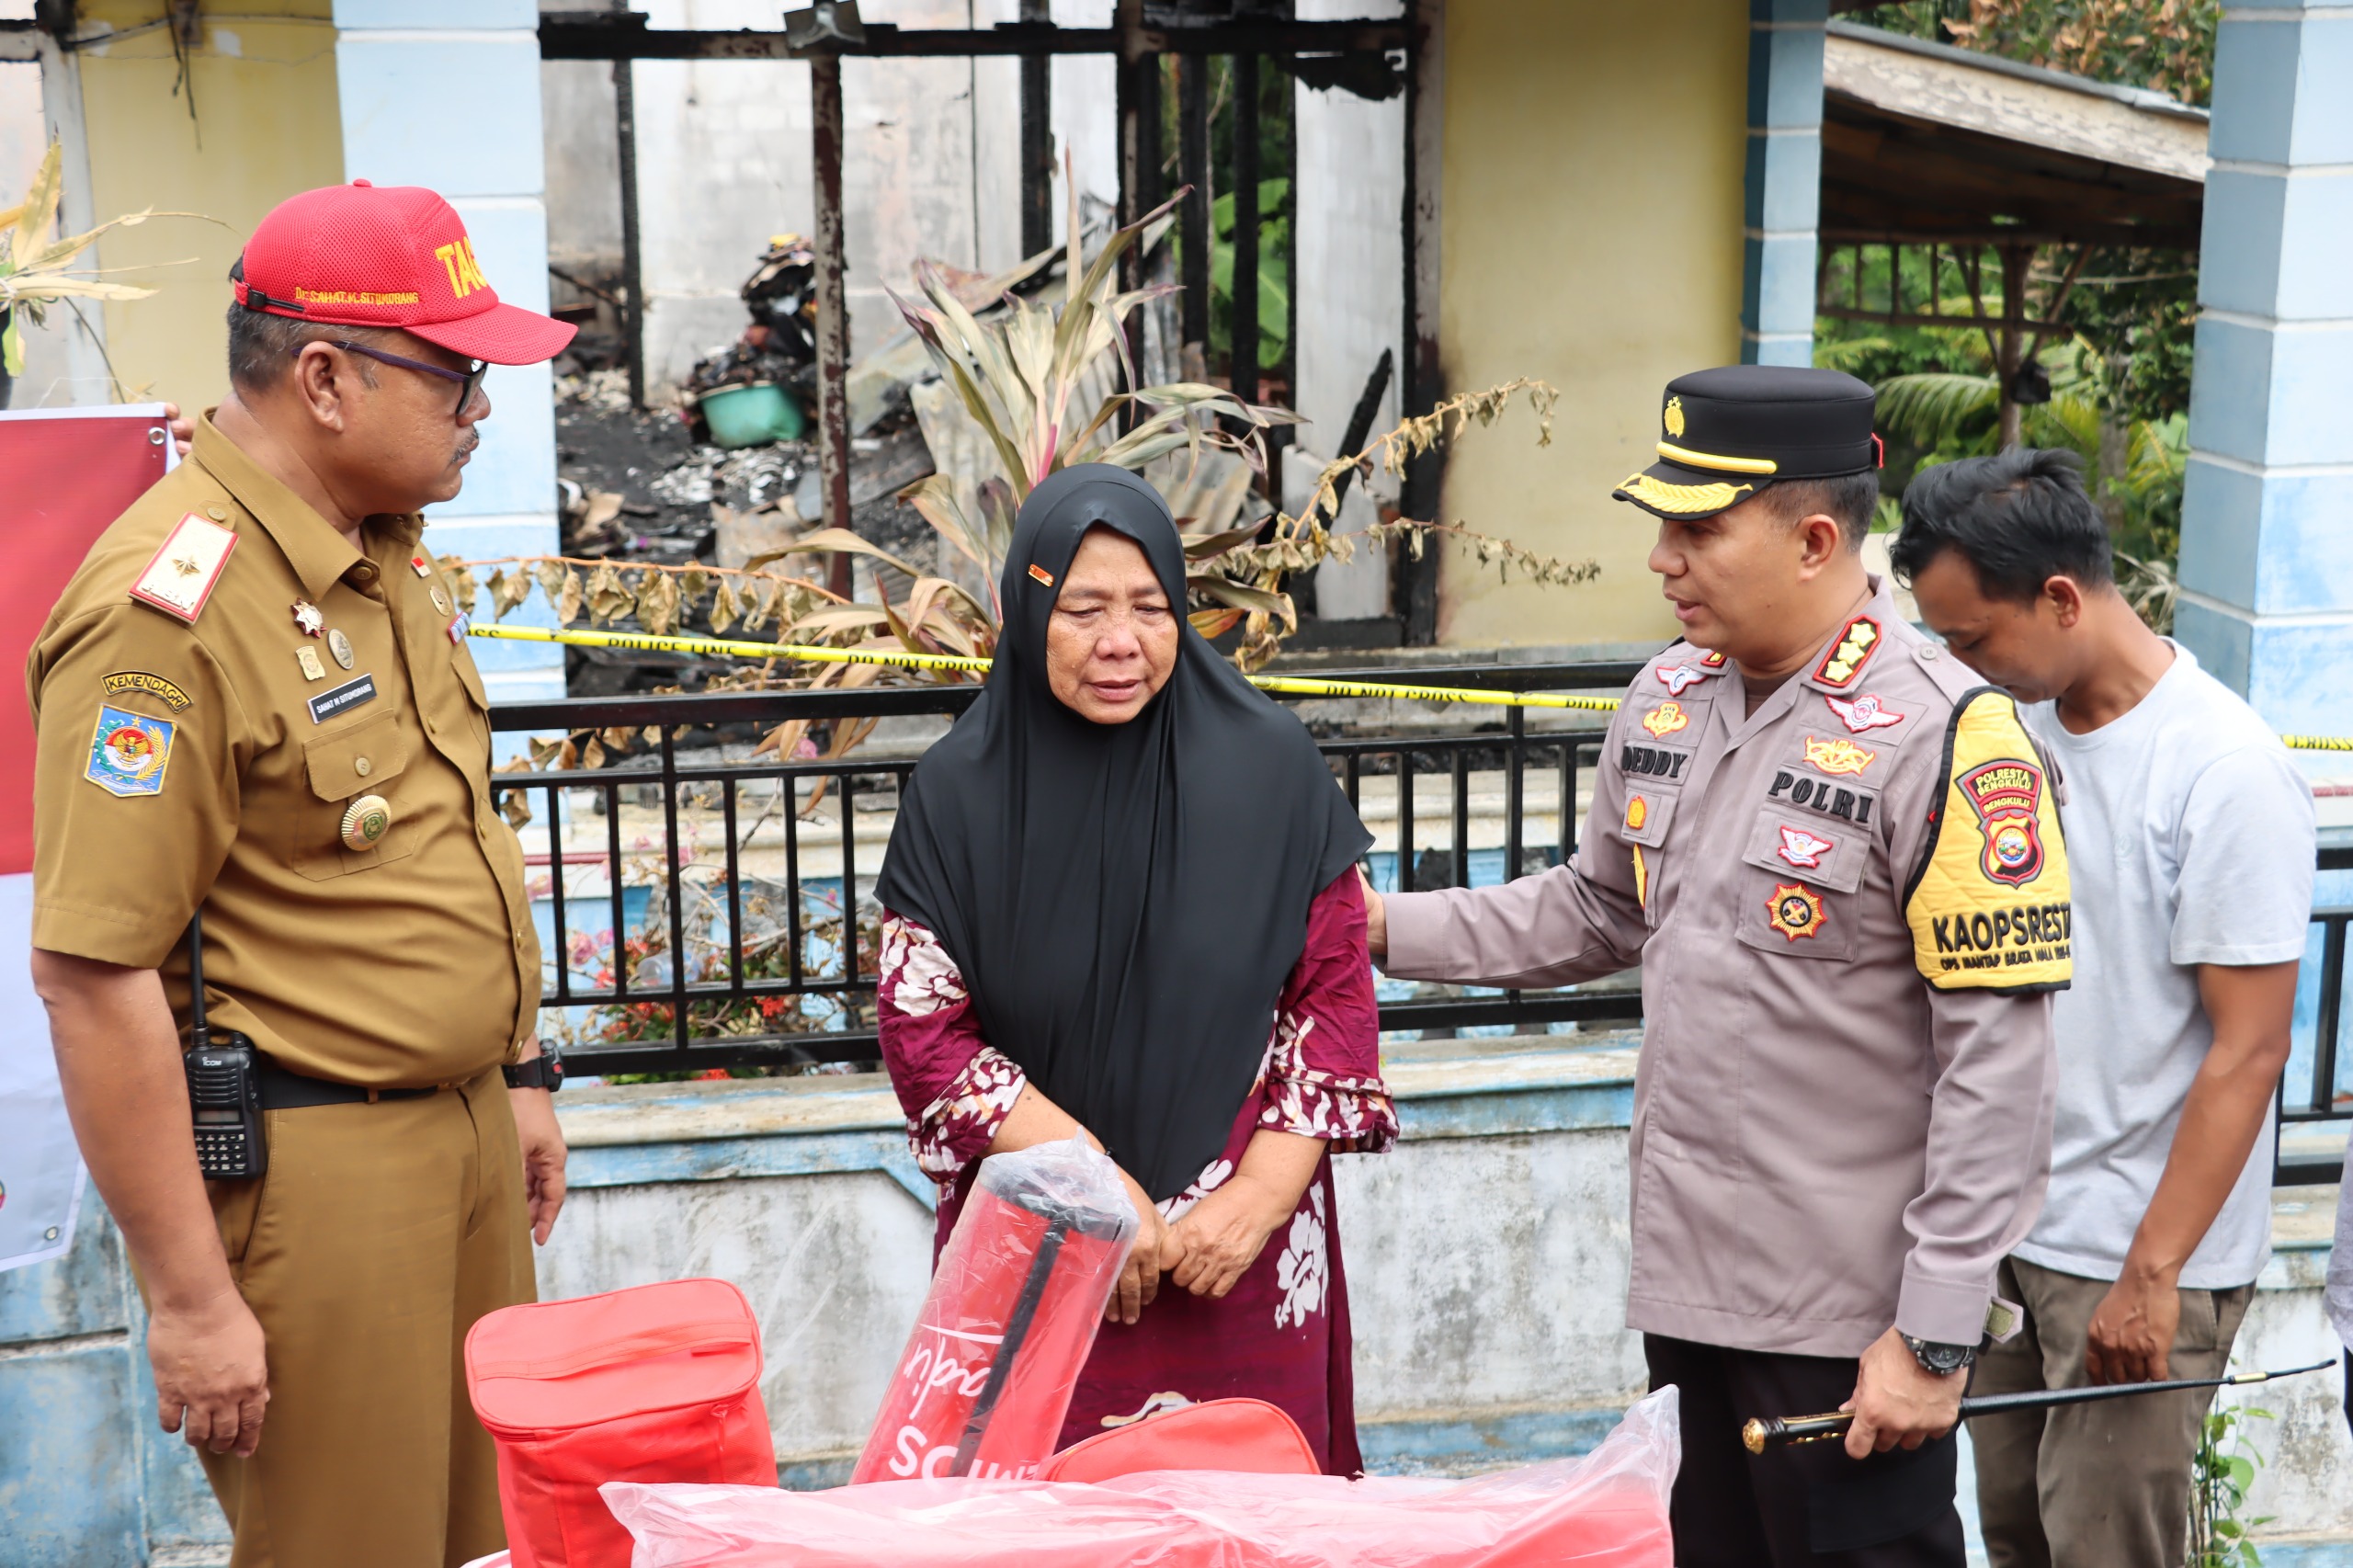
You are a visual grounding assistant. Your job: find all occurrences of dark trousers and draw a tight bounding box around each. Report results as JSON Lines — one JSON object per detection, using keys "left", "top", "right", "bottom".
{"left": 1646, "top": 1334, "right": 1967, "bottom": 1568}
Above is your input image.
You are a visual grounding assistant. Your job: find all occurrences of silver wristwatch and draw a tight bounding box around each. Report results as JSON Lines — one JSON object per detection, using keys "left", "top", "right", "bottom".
{"left": 1902, "top": 1334, "right": 1975, "bottom": 1376}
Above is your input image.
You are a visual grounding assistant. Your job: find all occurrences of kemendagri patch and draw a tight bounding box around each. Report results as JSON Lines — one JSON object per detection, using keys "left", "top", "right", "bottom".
{"left": 85, "top": 706, "right": 176, "bottom": 797}
{"left": 101, "top": 671, "right": 191, "bottom": 712}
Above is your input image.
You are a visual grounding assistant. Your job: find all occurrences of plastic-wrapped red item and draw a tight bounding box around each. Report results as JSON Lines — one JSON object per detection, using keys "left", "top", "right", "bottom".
{"left": 465, "top": 1278, "right": 778, "bottom": 1567}
{"left": 1038, "top": 1398, "right": 1319, "bottom": 1483}
{"left": 852, "top": 1134, "right": 1139, "bottom": 1483}
{"left": 606, "top": 1387, "right": 1681, "bottom": 1568}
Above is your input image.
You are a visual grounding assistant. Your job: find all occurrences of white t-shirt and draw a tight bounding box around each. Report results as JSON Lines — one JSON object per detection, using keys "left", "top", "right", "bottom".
{"left": 2011, "top": 643, "right": 2315, "bottom": 1290}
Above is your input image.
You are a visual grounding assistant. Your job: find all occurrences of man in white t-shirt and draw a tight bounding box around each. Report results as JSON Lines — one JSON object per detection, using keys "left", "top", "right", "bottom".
{"left": 1893, "top": 449, "right": 2314, "bottom": 1568}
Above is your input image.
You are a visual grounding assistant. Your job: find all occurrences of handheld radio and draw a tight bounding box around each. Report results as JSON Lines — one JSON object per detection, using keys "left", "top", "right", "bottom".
{"left": 183, "top": 909, "right": 267, "bottom": 1180}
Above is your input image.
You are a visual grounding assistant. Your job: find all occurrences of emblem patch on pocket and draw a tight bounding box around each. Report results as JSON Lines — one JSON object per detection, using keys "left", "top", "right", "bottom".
{"left": 1766, "top": 881, "right": 1826, "bottom": 942}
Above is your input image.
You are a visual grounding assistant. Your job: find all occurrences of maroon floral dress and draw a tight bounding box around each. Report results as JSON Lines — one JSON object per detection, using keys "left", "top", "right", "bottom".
{"left": 876, "top": 869, "right": 1396, "bottom": 1474}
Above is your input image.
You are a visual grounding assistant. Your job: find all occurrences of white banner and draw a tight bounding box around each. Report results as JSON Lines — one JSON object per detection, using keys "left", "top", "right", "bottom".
{"left": 0, "top": 872, "right": 85, "bottom": 1273}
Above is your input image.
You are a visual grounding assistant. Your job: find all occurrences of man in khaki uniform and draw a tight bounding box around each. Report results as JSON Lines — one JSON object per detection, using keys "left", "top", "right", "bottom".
{"left": 28, "top": 181, "right": 574, "bottom": 1566}
{"left": 1365, "top": 368, "right": 2070, "bottom": 1566}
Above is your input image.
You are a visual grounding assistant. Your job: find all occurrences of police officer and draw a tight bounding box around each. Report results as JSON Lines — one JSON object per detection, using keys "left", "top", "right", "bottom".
{"left": 28, "top": 181, "right": 574, "bottom": 1566}
{"left": 1363, "top": 367, "right": 2070, "bottom": 1566}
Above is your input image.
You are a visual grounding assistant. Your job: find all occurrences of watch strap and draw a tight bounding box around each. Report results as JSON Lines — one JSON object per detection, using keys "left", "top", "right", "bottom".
{"left": 503, "top": 1052, "right": 564, "bottom": 1092}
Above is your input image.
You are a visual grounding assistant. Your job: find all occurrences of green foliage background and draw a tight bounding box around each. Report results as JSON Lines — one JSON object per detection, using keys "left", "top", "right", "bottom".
{"left": 1825, "top": 2, "right": 2214, "bottom": 624}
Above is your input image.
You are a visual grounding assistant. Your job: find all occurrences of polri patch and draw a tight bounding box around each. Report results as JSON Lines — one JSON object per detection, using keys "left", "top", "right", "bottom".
{"left": 85, "top": 706, "right": 176, "bottom": 797}
{"left": 129, "top": 514, "right": 237, "bottom": 623}
{"left": 308, "top": 673, "right": 378, "bottom": 725}
{"left": 102, "top": 671, "right": 191, "bottom": 712}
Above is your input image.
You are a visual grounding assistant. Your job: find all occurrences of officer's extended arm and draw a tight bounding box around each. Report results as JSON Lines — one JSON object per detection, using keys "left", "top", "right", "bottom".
{"left": 1367, "top": 715, "right": 1650, "bottom": 985}
{"left": 32, "top": 950, "right": 271, "bottom": 1459}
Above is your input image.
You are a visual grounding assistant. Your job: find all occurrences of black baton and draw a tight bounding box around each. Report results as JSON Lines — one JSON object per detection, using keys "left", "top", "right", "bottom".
{"left": 1743, "top": 1359, "right": 2337, "bottom": 1453}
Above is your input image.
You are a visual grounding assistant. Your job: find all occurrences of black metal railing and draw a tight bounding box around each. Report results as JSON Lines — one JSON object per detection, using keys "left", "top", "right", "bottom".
{"left": 489, "top": 662, "right": 1638, "bottom": 1078}
{"left": 488, "top": 671, "right": 2350, "bottom": 1187}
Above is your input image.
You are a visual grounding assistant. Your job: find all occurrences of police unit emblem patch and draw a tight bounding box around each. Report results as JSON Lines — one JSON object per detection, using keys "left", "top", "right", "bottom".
{"left": 1813, "top": 615, "right": 1882, "bottom": 687}
{"left": 1904, "top": 689, "right": 2073, "bottom": 993}
{"left": 1824, "top": 692, "right": 1905, "bottom": 733}
{"left": 1959, "top": 759, "right": 2049, "bottom": 886}
{"left": 1776, "top": 825, "right": 1835, "bottom": 869}
{"left": 1642, "top": 701, "right": 1691, "bottom": 739}
{"left": 1767, "top": 881, "right": 1826, "bottom": 941}
{"left": 1664, "top": 396, "right": 1686, "bottom": 438}
{"left": 1803, "top": 735, "right": 1876, "bottom": 776}
{"left": 84, "top": 706, "right": 176, "bottom": 797}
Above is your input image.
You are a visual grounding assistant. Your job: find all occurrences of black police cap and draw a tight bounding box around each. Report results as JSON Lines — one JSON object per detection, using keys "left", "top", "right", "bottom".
{"left": 1612, "top": 365, "right": 1879, "bottom": 521}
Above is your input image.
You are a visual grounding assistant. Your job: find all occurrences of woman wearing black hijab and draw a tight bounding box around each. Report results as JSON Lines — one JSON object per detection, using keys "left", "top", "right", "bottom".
{"left": 875, "top": 464, "right": 1395, "bottom": 1474}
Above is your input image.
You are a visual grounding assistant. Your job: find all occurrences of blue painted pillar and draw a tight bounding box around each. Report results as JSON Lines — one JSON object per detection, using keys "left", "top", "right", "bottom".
{"left": 2177, "top": 2, "right": 2353, "bottom": 750}
{"left": 1742, "top": 0, "right": 1826, "bottom": 368}
{"left": 333, "top": 0, "right": 566, "bottom": 703}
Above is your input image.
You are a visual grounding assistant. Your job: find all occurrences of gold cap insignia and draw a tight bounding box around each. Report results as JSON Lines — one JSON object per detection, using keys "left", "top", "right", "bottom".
{"left": 1663, "top": 396, "right": 1686, "bottom": 439}
{"left": 1616, "top": 472, "right": 1755, "bottom": 516}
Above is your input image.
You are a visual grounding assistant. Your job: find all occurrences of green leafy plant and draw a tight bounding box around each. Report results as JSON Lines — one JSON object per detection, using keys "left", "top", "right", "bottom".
{"left": 2189, "top": 1400, "right": 2274, "bottom": 1567}
{"left": 1207, "top": 176, "right": 1290, "bottom": 372}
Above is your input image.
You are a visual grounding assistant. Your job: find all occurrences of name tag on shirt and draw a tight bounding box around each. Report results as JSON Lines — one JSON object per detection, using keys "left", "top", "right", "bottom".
{"left": 309, "top": 674, "right": 378, "bottom": 725}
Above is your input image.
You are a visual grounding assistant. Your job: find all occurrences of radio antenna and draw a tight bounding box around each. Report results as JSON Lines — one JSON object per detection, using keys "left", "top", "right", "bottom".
{"left": 187, "top": 909, "right": 210, "bottom": 1052}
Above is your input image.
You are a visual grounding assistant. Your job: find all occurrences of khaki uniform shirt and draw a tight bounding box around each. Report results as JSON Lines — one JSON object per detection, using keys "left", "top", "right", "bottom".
{"left": 1386, "top": 577, "right": 2071, "bottom": 1356}
{"left": 28, "top": 416, "right": 539, "bottom": 1087}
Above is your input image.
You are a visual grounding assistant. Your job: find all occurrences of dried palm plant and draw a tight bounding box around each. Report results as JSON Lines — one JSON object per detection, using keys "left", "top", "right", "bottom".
{"left": 2, "top": 141, "right": 206, "bottom": 382}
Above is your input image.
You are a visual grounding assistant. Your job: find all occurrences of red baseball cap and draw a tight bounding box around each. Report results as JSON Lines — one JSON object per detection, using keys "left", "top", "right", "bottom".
{"left": 233, "top": 179, "right": 575, "bottom": 365}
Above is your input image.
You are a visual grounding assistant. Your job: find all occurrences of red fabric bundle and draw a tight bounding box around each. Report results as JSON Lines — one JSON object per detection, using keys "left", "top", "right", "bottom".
{"left": 465, "top": 1278, "right": 776, "bottom": 1567}
{"left": 854, "top": 1135, "right": 1139, "bottom": 1483}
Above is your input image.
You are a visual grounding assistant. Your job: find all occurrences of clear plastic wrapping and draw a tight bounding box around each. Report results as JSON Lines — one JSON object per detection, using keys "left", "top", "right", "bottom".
{"left": 850, "top": 1133, "right": 1140, "bottom": 1483}
{"left": 608, "top": 1387, "right": 1680, "bottom": 1568}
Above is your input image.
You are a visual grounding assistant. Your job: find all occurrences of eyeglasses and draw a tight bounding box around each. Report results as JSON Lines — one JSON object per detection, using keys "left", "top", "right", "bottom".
{"left": 296, "top": 340, "right": 489, "bottom": 417}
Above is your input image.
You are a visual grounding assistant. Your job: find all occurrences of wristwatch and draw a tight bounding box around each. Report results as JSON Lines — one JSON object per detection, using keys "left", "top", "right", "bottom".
{"left": 502, "top": 1048, "right": 565, "bottom": 1093}
{"left": 1902, "top": 1334, "right": 1975, "bottom": 1376}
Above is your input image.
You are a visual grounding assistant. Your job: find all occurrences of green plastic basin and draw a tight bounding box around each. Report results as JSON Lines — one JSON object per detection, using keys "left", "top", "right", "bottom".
{"left": 699, "top": 381, "right": 805, "bottom": 449}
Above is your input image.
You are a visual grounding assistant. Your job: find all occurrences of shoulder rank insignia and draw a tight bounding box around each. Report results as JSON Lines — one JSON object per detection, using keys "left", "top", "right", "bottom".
{"left": 1813, "top": 614, "right": 1882, "bottom": 688}
{"left": 1904, "top": 688, "right": 2073, "bottom": 993}
{"left": 129, "top": 513, "right": 237, "bottom": 623}
{"left": 85, "top": 706, "right": 176, "bottom": 797}
{"left": 1825, "top": 692, "right": 1905, "bottom": 733}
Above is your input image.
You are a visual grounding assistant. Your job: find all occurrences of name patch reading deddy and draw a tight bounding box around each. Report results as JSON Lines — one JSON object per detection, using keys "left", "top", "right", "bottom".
{"left": 1620, "top": 743, "right": 1692, "bottom": 780}
{"left": 308, "top": 674, "right": 378, "bottom": 725}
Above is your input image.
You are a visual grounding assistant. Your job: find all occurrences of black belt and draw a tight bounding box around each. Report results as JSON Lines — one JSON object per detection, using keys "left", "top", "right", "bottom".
{"left": 256, "top": 1057, "right": 442, "bottom": 1110}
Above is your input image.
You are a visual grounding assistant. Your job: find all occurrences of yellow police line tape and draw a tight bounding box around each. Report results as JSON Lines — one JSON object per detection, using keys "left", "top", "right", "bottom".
{"left": 469, "top": 623, "right": 2351, "bottom": 745}
{"left": 468, "top": 622, "right": 1624, "bottom": 713}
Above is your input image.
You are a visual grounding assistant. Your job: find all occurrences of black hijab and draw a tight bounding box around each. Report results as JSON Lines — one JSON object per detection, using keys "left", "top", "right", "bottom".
{"left": 877, "top": 465, "right": 1371, "bottom": 1200}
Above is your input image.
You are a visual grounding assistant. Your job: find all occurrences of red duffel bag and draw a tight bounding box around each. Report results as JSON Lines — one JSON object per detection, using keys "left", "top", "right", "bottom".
{"left": 465, "top": 1278, "right": 777, "bottom": 1568}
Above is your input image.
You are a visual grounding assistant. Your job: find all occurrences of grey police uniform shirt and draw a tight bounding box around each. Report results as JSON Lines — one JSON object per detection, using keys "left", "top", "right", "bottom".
{"left": 1383, "top": 577, "right": 2069, "bottom": 1358}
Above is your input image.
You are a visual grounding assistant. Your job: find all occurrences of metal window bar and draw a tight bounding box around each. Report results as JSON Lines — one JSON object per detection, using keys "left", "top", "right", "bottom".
{"left": 2277, "top": 839, "right": 2353, "bottom": 1185}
